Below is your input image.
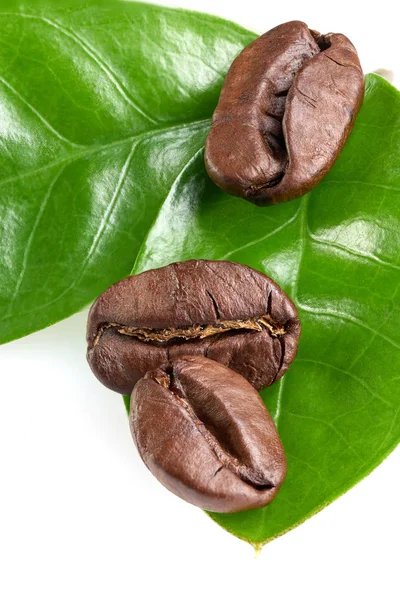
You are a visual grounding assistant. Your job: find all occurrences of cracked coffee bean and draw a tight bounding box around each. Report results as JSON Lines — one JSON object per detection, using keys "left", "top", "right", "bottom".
{"left": 86, "top": 260, "right": 301, "bottom": 395}
{"left": 130, "top": 355, "right": 287, "bottom": 513}
{"left": 205, "top": 20, "right": 364, "bottom": 205}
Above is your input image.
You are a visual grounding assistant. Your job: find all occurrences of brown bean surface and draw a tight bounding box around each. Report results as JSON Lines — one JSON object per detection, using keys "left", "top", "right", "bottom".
{"left": 86, "top": 260, "right": 301, "bottom": 395}
{"left": 205, "top": 20, "right": 364, "bottom": 205}
{"left": 130, "top": 355, "right": 287, "bottom": 513}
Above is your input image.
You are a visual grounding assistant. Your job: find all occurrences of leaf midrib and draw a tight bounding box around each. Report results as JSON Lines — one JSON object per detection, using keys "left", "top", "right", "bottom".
{"left": 0, "top": 118, "right": 211, "bottom": 188}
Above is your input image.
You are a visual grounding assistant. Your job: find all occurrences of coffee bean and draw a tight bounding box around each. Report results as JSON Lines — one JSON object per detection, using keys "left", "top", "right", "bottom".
{"left": 87, "top": 260, "right": 300, "bottom": 395}
{"left": 130, "top": 355, "right": 287, "bottom": 512}
{"left": 204, "top": 20, "right": 364, "bottom": 205}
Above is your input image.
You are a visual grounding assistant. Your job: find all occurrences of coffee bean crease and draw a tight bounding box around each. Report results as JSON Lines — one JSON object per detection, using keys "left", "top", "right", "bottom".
{"left": 86, "top": 260, "right": 301, "bottom": 394}
{"left": 130, "top": 356, "right": 287, "bottom": 512}
{"left": 151, "top": 366, "right": 275, "bottom": 490}
{"left": 204, "top": 21, "right": 364, "bottom": 205}
{"left": 92, "top": 313, "right": 287, "bottom": 347}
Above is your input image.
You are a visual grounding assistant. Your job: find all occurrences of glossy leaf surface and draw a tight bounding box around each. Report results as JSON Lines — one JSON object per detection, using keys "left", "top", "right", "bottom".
{"left": 134, "top": 75, "right": 400, "bottom": 545}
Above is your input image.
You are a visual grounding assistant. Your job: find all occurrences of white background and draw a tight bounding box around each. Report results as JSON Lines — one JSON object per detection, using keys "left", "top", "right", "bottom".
{"left": 1, "top": 1, "right": 399, "bottom": 599}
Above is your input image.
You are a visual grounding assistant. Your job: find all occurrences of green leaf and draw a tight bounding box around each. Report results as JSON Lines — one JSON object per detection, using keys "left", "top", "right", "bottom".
{"left": 0, "top": 1, "right": 255, "bottom": 343}
{"left": 123, "top": 395, "right": 130, "bottom": 416}
{"left": 133, "top": 74, "right": 400, "bottom": 546}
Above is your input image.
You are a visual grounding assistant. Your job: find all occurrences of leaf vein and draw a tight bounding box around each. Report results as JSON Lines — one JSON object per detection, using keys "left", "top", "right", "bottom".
{"left": 10, "top": 12, "right": 158, "bottom": 125}
{"left": 322, "top": 179, "right": 400, "bottom": 193}
{"left": 298, "top": 304, "right": 400, "bottom": 353}
{"left": 309, "top": 234, "right": 400, "bottom": 272}
{"left": 0, "top": 75, "right": 86, "bottom": 148}
{"left": 0, "top": 119, "right": 211, "bottom": 187}
{"left": 297, "top": 357, "right": 393, "bottom": 409}
{"left": 219, "top": 205, "right": 303, "bottom": 260}
{"left": 5, "top": 165, "right": 66, "bottom": 317}
{"left": 285, "top": 410, "right": 364, "bottom": 459}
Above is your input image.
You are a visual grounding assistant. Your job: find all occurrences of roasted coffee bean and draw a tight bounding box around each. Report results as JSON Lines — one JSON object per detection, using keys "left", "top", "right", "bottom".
{"left": 87, "top": 260, "right": 300, "bottom": 395}
{"left": 130, "top": 355, "right": 287, "bottom": 513}
{"left": 204, "top": 20, "right": 364, "bottom": 205}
